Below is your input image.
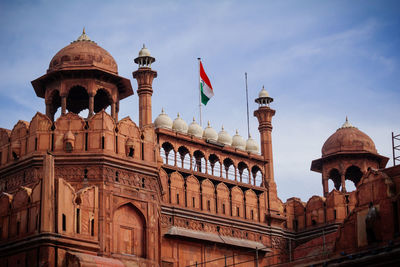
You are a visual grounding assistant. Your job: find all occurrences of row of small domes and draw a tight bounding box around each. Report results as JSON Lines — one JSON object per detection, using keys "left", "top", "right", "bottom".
{"left": 154, "top": 109, "right": 259, "bottom": 153}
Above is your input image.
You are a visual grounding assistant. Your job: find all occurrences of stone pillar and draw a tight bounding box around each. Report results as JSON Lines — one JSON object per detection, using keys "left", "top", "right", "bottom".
{"left": 41, "top": 154, "right": 55, "bottom": 232}
{"left": 132, "top": 68, "right": 157, "bottom": 128}
{"left": 45, "top": 103, "right": 52, "bottom": 120}
{"left": 322, "top": 176, "right": 329, "bottom": 197}
{"left": 254, "top": 106, "right": 276, "bottom": 182}
{"left": 61, "top": 96, "right": 67, "bottom": 115}
{"left": 88, "top": 95, "right": 94, "bottom": 117}
{"left": 111, "top": 102, "right": 116, "bottom": 120}
{"left": 341, "top": 173, "right": 346, "bottom": 192}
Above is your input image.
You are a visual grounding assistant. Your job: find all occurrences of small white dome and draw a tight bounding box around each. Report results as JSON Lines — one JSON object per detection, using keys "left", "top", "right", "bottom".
{"left": 258, "top": 85, "right": 269, "bottom": 98}
{"left": 246, "top": 135, "right": 259, "bottom": 153}
{"left": 138, "top": 44, "right": 151, "bottom": 57}
{"left": 203, "top": 121, "right": 218, "bottom": 141}
{"left": 232, "top": 130, "right": 246, "bottom": 150}
{"left": 172, "top": 113, "right": 188, "bottom": 133}
{"left": 217, "top": 126, "right": 232, "bottom": 145}
{"left": 188, "top": 117, "right": 203, "bottom": 138}
{"left": 154, "top": 108, "right": 172, "bottom": 129}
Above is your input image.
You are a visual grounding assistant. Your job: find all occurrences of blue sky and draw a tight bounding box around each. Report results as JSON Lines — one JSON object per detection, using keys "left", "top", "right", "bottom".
{"left": 0, "top": 0, "right": 399, "bottom": 202}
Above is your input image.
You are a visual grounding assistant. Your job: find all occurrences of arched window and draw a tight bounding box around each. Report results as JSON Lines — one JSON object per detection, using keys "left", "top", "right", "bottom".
{"left": 251, "top": 166, "right": 263, "bottom": 186}
{"left": 161, "top": 142, "right": 174, "bottom": 165}
{"left": 67, "top": 86, "right": 89, "bottom": 116}
{"left": 223, "top": 158, "right": 235, "bottom": 180}
{"left": 208, "top": 154, "right": 220, "bottom": 176}
{"left": 193, "top": 150, "right": 206, "bottom": 173}
{"left": 328, "top": 168, "right": 341, "bottom": 191}
{"left": 238, "top": 162, "right": 250, "bottom": 183}
{"left": 178, "top": 146, "right": 190, "bottom": 169}
{"left": 94, "top": 89, "right": 112, "bottom": 113}
{"left": 345, "top": 165, "right": 363, "bottom": 189}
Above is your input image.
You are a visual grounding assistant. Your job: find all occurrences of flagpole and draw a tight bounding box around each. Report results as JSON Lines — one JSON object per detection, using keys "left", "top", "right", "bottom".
{"left": 198, "top": 58, "right": 202, "bottom": 127}
{"left": 245, "top": 72, "right": 250, "bottom": 138}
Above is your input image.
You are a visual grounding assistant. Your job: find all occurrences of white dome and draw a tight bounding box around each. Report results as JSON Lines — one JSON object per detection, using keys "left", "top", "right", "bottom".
{"left": 258, "top": 85, "right": 269, "bottom": 98}
{"left": 188, "top": 117, "right": 203, "bottom": 138}
{"left": 154, "top": 108, "right": 172, "bottom": 129}
{"left": 172, "top": 113, "right": 188, "bottom": 133}
{"left": 232, "top": 130, "right": 246, "bottom": 150}
{"left": 203, "top": 121, "right": 218, "bottom": 141}
{"left": 217, "top": 126, "right": 232, "bottom": 145}
{"left": 246, "top": 135, "right": 259, "bottom": 153}
{"left": 138, "top": 44, "right": 151, "bottom": 57}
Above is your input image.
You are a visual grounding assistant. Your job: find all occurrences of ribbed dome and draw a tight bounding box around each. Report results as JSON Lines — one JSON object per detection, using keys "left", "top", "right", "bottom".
{"left": 48, "top": 30, "right": 118, "bottom": 74}
{"left": 217, "top": 126, "right": 232, "bottom": 145}
{"left": 322, "top": 118, "right": 377, "bottom": 156}
{"left": 188, "top": 118, "right": 203, "bottom": 138}
{"left": 172, "top": 113, "right": 188, "bottom": 133}
{"left": 154, "top": 108, "right": 173, "bottom": 129}
{"left": 246, "top": 135, "right": 259, "bottom": 153}
{"left": 203, "top": 121, "right": 218, "bottom": 141}
{"left": 232, "top": 130, "right": 246, "bottom": 150}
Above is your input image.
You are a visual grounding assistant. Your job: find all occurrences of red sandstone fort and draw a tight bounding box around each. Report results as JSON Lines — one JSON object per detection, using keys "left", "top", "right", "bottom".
{"left": 0, "top": 30, "right": 399, "bottom": 266}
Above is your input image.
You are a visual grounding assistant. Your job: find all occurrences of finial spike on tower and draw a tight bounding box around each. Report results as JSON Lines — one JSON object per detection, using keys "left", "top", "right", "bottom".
{"left": 83, "top": 27, "right": 86, "bottom": 34}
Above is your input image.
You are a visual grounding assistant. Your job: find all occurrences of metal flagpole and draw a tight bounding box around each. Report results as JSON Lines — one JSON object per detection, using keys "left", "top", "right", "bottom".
{"left": 198, "top": 58, "right": 202, "bottom": 127}
{"left": 245, "top": 72, "right": 250, "bottom": 138}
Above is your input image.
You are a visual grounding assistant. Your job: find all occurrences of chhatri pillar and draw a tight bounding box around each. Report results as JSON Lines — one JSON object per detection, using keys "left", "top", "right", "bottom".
{"left": 132, "top": 45, "right": 157, "bottom": 128}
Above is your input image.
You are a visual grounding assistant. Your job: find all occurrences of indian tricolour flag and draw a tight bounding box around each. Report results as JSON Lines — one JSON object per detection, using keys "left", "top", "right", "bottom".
{"left": 199, "top": 61, "right": 214, "bottom": 105}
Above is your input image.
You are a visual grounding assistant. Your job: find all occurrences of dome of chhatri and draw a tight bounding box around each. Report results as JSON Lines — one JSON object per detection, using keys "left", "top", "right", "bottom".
{"left": 217, "top": 126, "right": 232, "bottom": 145}
{"left": 203, "top": 121, "right": 218, "bottom": 141}
{"left": 321, "top": 117, "right": 377, "bottom": 157}
{"left": 48, "top": 29, "right": 118, "bottom": 74}
{"left": 232, "top": 130, "right": 246, "bottom": 150}
{"left": 246, "top": 135, "right": 259, "bottom": 153}
{"left": 188, "top": 118, "right": 203, "bottom": 138}
{"left": 258, "top": 86, "right": 270, "bottom": 98}
{"left": 172, "top": 113, "right": 188, "bottom": 133}
{"left": 154, "top": 108, "right": 173, "bottom": 129}
{"left": 138, "top": 44, "right": 152, "bottom": 57}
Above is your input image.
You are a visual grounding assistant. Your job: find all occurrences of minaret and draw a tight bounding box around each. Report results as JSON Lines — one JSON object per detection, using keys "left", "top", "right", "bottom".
{"left": 254, "top": 86, "right": 276, "bottom": 181}
{"left": 132, "top": 45, "right": 157, "bottom": 128}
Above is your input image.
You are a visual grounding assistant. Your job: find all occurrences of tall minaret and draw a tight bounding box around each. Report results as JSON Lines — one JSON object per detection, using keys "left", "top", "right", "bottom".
{"left": 254, "top": 86, "right": 276, "bottom": 182}
{"left": 132, "top": 45, "right": 157, "bottom": 128}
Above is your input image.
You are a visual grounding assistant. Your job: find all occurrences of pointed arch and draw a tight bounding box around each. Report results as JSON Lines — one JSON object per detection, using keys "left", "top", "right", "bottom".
{"left": 201, "top": 179, "right": 215, "bottom": 213}
{"left": 178, "top": 146, "right": 190, "bottom": 169}
{"left": 238, "top": 162, "right": 250, "bottom": 184}
{"left": 216, "top": 183, "right": 230, "bottom": 216}
{"left": 161, "top": 142, "right": 175, "bottom": 165}
{"left": 245, "top": 189, "right": 258, "bottom": 221}
{"left": 231, "top": 186, "right": 244, "bottom": 218}
{"left": 113, "top": 203, "right": 146, "bottom": 257}
{"left": 223, "top": 158, "right": 235, "bottom": 180}
{"left": 186, "top": 176, "right": 200, "bottom": 209}
{"left": 251, "top": 165, "right": 263, "bottom": 186}
{"left": 170, "top": 172, "right": 184, "bottom": 206}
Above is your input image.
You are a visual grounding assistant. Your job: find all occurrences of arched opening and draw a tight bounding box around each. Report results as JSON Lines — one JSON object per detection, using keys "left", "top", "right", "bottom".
{"left": 238, "top": 162, "right": 250, "bottom": 183}
{"left": 193, "top": 150, "right": 206, "bottom": 173}
{"left": 178, "top": 146, "right": 190, "bottom": 169}
{"left": 208, "top": 154, "right": 220, "bottom": 176}
{"left": 223, "top": 158, "right": 235, "bottom": 180}
{"left": 67, "top": 86, "right": 89, "bottom": 116}
{"left": 94, "top": 89, "right": 112, "bottom": 113}
{"left": 113, "top": 203, "right": 146, "bottom": 257}
{"left": 345, "top": 165, "right": 363, "bottom": 189}
{"left": 328, "top": 168, "right": 341, "bottom": 191}
{"left": 49, "top": 90, "right": 61, "bottom": 120}
{"left": 251, "top": 166, "right": 263, "bottom": 186}
{"left": 161, "top": 142, "right": 174, "bottom": 165}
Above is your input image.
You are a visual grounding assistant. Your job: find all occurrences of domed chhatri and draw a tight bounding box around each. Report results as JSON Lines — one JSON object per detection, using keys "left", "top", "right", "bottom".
{"left": 203, "top": 121, "right": 218, "bottom": 141}
{"left": 322, "top": 117, "right": 377, "bottom": 156}
{"left": 172, "top": 113, "right": 188, "bottom": 133}
{"left": 154, "top": 108, "right": 173, "bottom": 129}
{"left": 217, "top": 126, "right": 232, "bottom": 145}
{"left": 188, "top": 117, "right": 203, "bottom": 138}
{"left": 232, "top": 130, "right": 246, "bottom": 150}
{"left": 134, "top": 44, "right": 155, "bottom": 68}
{"left": 246, "top": 135, "right": 259, "bottom": 153}
{"left": 255, "top": 85, "right": 273, "bottom": 106}
{"left": 48, "top": 29, "right": 118, "bottom": 74}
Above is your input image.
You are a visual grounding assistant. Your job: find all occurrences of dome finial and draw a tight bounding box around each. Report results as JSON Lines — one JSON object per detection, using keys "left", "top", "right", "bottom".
{"left": 83, "top": 27, "right": 86, "bottom": 34}
{"left": 161, "top": 108, "right": 165, "bottom": 114}
{"left": 340, "top": 116, "right": 355, "bottom": 129}
{"left": 76, "top": 27, "right": 91, "bottom": 42}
